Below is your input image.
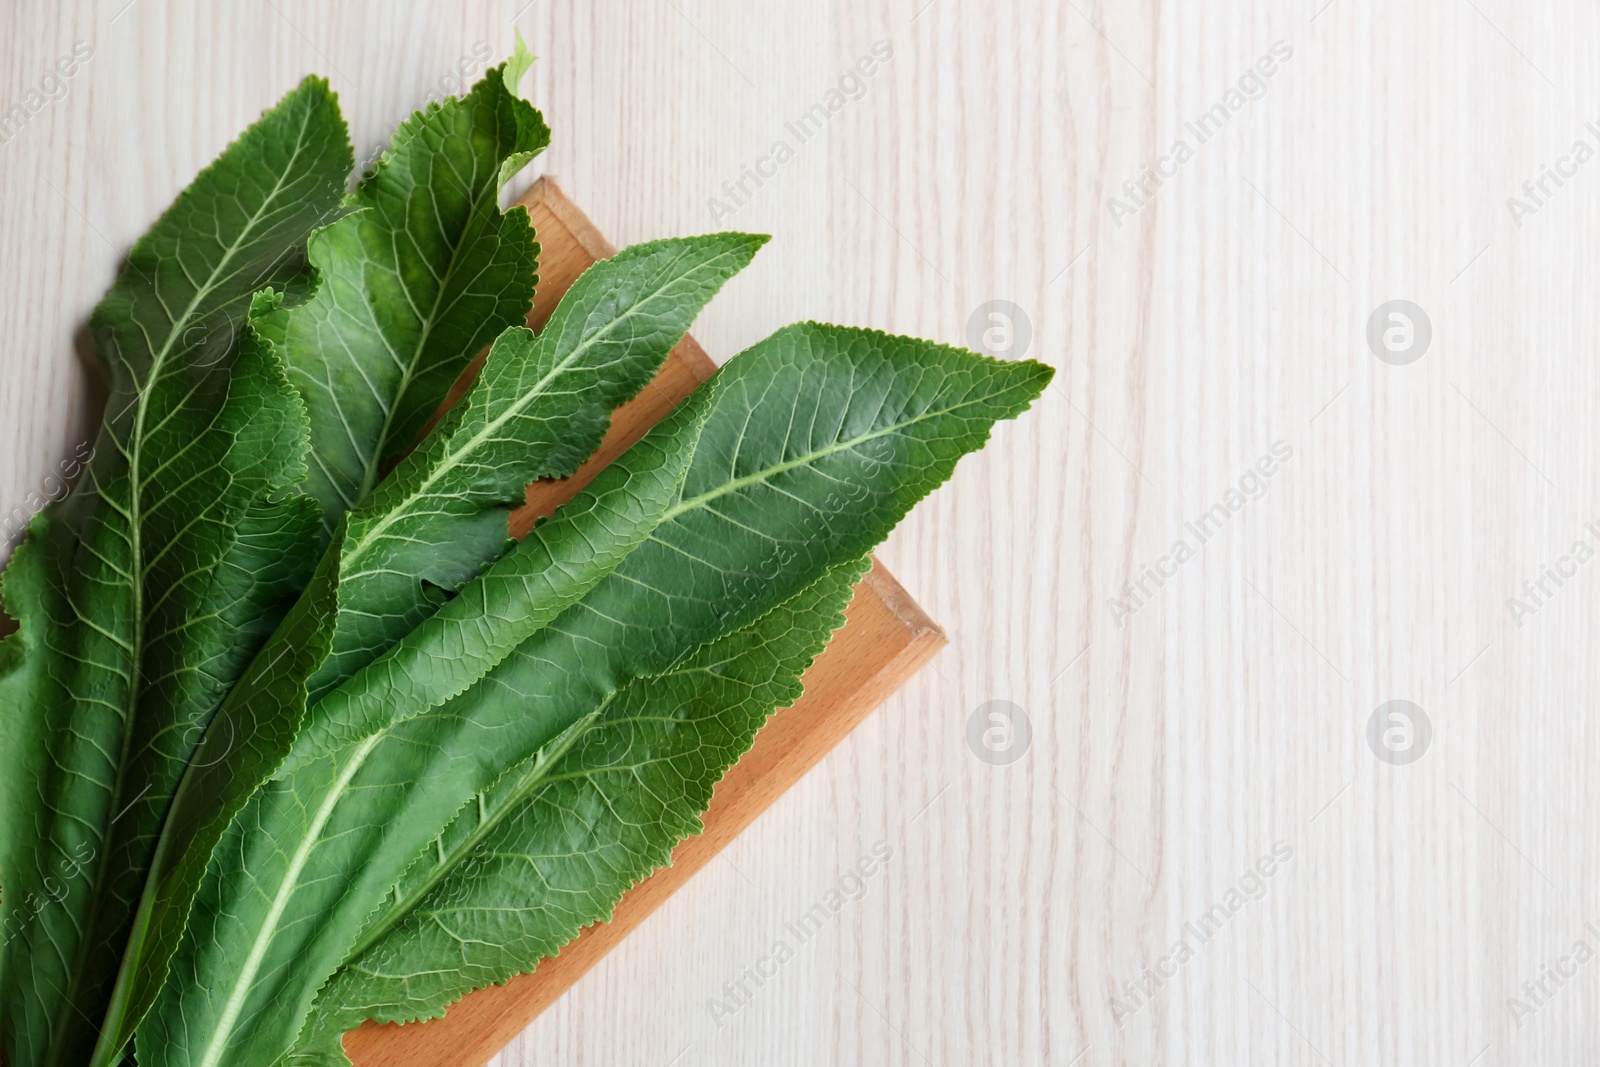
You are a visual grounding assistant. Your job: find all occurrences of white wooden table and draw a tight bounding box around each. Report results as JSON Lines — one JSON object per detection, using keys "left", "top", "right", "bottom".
{"left": 3, "top": 1, "right": 1597, "bottom": 1063}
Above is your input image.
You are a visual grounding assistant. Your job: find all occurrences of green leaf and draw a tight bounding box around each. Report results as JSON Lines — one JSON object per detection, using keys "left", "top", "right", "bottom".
{"left": 126, "top": 233, "right": 762, "bottom": 1067}
{"left": 86, "top": 71, "right": 553, "bottom": 1059}
{"left": 0, "top": 77, "right": 352, "bottom": 1067}
{"left": 137, "top": 325, "right": 1051, "bottom": 1067}
{"left": 82, "top": 71, "right": 558, "bottom": 1058}
{"left": 134, "top": 415, "right": 710, "bottom": 1067}
{"left": 258, "top": 57, "right": 550, "bottom": 537}
{"left": 91, "top": 530, "right": 343, "bottom": 1067}
{"left": 498, "top": 33, "right": 541, "bottom": 189}
{"left": 294, "top": 558, "right": 865, "bottom": 1059}
{"left": 281, "top": 396, "right": 709, "bottom": 775}
{"left": 504, "top": 31, "right": 538, "bottom": 105}
{"left": 304, "top": 232, "right": 770, "bottom": 704}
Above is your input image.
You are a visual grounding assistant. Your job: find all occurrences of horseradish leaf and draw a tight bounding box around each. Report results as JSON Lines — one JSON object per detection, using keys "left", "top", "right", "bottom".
{"left": 86, "top": 54, "right": 546, "bottom": 1055}
{"left": 293, "top": 559, "right": 865, "bottom": 1060}
{"left": 304, "top": 232, "right": 769, "bottom": 704}
{"left": 0, "top": 77, "right": 351, "bottom": 1067}
{"left": 137, "top": 324, "right": 1050, "bottom": 1067}
{"left": 116, "top": 232, "right": 761, "bottom": 1067}
{"left": 87, "top": 57, "right": 551, "bottom": 1054}
{"left": 260, "top": 41, "right": 550, "bottom": 537}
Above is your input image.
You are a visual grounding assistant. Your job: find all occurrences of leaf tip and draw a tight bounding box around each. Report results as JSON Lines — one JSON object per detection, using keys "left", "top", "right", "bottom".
{"left": 505, "top": 30, "right": 538, "bottom": 94}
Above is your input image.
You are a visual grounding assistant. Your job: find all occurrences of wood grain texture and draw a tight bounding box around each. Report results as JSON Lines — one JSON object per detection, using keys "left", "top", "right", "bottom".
{"left": 4, "top": 2, "right": 1599, "bottom": 1065}
{"left": 342, "top": 178, "right": 947, "bottom": 1066}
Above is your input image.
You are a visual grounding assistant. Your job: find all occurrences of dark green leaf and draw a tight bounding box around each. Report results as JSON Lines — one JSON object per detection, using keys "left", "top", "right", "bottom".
{"left": 260, "top": 44, "right": 550, "bottom": 536}
{"left": 0, "top": 77, "right": 352, "bottom": 1067}
{"left": 295, "top": 559, "right": 865, "bottom": 1059}
{"left": 138, "top": 324, "right": 1051, "bottom": 1067}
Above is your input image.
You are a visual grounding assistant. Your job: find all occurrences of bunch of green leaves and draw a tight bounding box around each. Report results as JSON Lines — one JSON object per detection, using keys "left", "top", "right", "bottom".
{"left": 0, "top": 39, "right": 1050, "bottom": 1067}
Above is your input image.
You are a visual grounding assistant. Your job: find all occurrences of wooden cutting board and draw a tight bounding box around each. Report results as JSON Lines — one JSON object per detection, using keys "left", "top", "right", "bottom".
{"left": 341, "top": 179, "right": 947, "bottom": 1067}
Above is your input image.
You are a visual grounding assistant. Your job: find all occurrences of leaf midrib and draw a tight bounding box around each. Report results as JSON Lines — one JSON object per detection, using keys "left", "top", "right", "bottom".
{"left": 197, "top": 731, "right": 382, "bottom": 1067}
{"left": 352, "top": 159, "right": 497, "bottom": 505}
{"left": 659, "top": 390, "right": 987, "bottom": 524}
{"left": 339, "top": 705, "right": 606, "bottom": 966}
